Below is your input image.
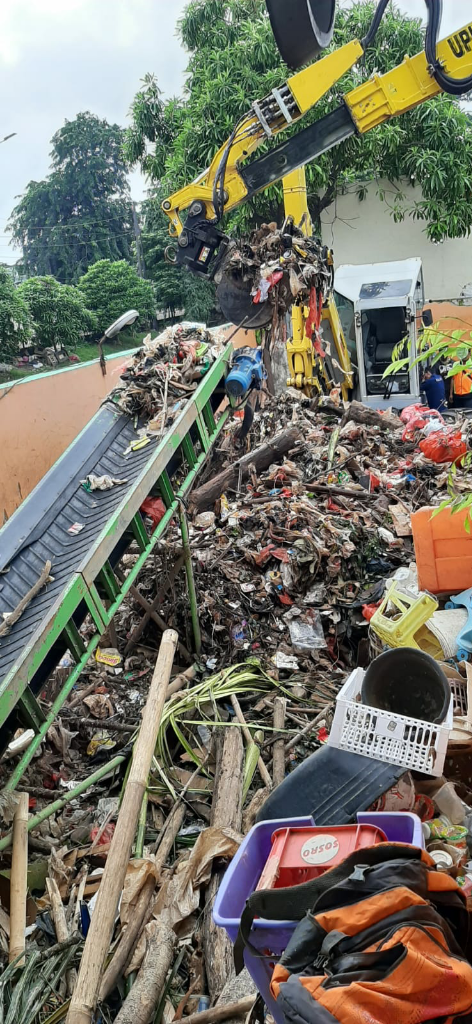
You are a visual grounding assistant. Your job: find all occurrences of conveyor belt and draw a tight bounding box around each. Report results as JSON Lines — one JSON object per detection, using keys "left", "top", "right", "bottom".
{"left": 0, "top": 344, "right": 232, "bottom": 774}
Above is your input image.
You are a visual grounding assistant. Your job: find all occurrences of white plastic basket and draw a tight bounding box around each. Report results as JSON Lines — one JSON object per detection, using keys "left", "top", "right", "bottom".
{"left": 449, "top": 677, "right": 468, "bottom": 717}
{"left": 328, "top": 668, "right": 453, "bottom": 778}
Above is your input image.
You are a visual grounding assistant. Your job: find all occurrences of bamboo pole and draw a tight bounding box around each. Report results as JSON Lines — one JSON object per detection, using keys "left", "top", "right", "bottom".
{"left": 98, "top": 874, "right": 156, "bottom": 1003}
{"left": 272, "top": 697, "right": 286, "bottom": 788}
{"left": 66, "top": 629, "right": 178, "bottom": 1024}
{"left": 179, "top": 506, "right": 202, "bottom": 656}
{"left": 0, "top": 675, "right": 191, "bottom": 855}
{"left": 9, "top": 792, "right": 29, "bottom": 965}
{"left": 0, "top": 755, "right": 126, "bottom": 852}
{"left": 230, "top": 694, "right": 272, "bottom": 791}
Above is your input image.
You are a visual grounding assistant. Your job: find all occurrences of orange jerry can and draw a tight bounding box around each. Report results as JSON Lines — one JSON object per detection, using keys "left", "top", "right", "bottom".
{"left": 411, "top": 506, "right": 472, "bottom": 595}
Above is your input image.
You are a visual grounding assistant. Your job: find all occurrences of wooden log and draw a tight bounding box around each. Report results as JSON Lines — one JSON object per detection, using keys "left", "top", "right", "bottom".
{"left": 66, "top": 630, "right": 178, "bottom": 1024}
{"left": 317, "top": 399, "right": 401, "bottom": 432}
{"left": 9, "top": 792, "right": 28, "bottom": 965}
{"left": 203, "top": 727, "right": 244, "bottom": 1001}
{"left": 179, "top": 997, "right": 255, "bottom": 1024}
{"left": 343, "top": 400, "right": 401, "bottom": 432}
{"left": 304, "top": 483, "right": 375, "bottom": 500}
{"left": 113, "top": 914, "right": 176, "bottom": 1024}
{"left": 0, "top": 561, "right": 52, "bottom": 637}
{"left": 272, "top": 697, "right": 286, "bottom": 788}
{"left": 46, "top": 877, "right": 77, "bottom": 994}
{"left": 189, "top": 427, "right": 301, "bottom": 512}
{"left": 230, "top": 695, "right": 272, "bottom": 791}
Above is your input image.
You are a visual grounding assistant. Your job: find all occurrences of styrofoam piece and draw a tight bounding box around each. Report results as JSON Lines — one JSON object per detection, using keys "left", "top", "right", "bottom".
{"left": 328, "top": 668, "right": 453, "bottom": 777}
{"left": 427, "top": 609, "right": 468, "bottom": 660}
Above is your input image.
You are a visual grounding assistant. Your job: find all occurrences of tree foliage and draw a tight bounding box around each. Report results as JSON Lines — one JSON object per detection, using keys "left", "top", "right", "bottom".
{"left": 18, "top": 277, "right": 97, "bottom": 351}
{"left": 125, "top": 0, "right": 472, "bottom": 241}
{"left": 78, "top": 259, "right": 155, "bottom": 334}
{"left": 0, "top": 267, "right": 32, "bottom": 361}
{"left": 9, "top": 113, "right": 133, "bottom": 284}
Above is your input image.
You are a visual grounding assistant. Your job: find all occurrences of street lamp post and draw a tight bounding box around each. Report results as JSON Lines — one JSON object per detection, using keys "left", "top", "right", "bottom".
{"left": 98, "top": 309, "right": 139, "bottom": 376}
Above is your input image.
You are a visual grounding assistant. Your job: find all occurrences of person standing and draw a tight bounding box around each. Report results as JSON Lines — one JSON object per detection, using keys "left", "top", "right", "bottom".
{"left": 420, "top": 368, "right": 447, "bottom": 411}
{"left": 450, "top": 367, "right": 472, "bottom": 409}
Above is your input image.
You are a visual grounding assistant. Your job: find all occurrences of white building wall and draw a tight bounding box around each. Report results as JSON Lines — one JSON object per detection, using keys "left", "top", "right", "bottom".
{"left": 320, "top": 181, "right": 472, "bottom": 302}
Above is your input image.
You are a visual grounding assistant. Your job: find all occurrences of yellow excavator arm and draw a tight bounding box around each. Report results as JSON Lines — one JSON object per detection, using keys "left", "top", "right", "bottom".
{"left": 163, "top": 16, "right": 472, "bottom": 252}
{"left": 162, "top": 2, "right": 472, "bottom": 396}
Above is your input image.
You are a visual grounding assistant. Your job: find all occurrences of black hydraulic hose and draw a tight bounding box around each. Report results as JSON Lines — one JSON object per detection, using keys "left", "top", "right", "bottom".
{"left": 361, "top": 0, "right": 390, "bottom": 51}
{"left": 424, "top": 0, "right": 472, "bottom": 96}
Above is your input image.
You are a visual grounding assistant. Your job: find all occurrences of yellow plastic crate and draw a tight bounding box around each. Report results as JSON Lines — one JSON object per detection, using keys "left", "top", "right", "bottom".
{"left": 370, "top": 582, "right": 441, "bottom": 659}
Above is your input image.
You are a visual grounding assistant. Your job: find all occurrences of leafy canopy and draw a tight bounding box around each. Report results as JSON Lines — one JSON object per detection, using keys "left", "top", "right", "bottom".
{"left": 18, "top": 277, "right": 97, "bottom": 351}
{"left": 0, "top": 267, "right": 33, "bottom": 361}
{"left": 78, "top": 259, "right": 156, "bottom": 334}
{"left": 125, "top": 0, "right": 472, "bottom": 240}
{"left": 9, "top": 113, "right": 133, "bottom": 284}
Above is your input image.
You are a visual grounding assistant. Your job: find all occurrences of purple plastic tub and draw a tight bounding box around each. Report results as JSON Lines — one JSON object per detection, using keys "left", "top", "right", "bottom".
{"left": 213, "top": 811, "right": 424, "bottom": 1022}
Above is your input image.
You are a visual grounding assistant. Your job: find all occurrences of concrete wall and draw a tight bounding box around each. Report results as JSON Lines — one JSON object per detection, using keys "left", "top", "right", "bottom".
{"left": 321, "top": 181, "right": 472, "bottom": 302}
{"left": 0, "top": 327, "right": 255, "bottom": 520}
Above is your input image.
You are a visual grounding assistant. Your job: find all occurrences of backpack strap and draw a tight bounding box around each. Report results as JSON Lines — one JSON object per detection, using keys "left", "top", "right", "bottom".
{"left": 234, "top": 843, "right": 422, "bottom": 973}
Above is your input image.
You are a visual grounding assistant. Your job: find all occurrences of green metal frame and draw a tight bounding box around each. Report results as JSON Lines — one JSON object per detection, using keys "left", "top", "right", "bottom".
{"left": 1, "top": 344, "right": 234, "bottom": 788}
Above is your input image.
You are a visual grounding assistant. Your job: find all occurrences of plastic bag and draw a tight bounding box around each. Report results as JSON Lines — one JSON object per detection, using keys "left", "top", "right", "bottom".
{"left": 288, "top": 610, "right": 326, "bottom": 651}
{"left": 401, "top": 405, "right": 444, "bottom": 441}
{"left": 140, "top": 497, "right": 166, "bottom": 528}
{"left": 419, "top": 431, "right": 467, "bottom": 465}
{"left": 400, "top": 403, "right": 425, "bottom": 425}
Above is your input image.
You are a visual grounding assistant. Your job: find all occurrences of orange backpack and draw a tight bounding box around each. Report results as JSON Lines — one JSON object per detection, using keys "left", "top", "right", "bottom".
{"left": 236, "top": 844, "right": 472, "bottom": 1024}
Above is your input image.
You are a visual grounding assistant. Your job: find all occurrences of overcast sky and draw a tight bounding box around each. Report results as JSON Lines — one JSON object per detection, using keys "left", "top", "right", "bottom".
{"left": 0, "top": 0, "right": 470, "bottom": 264}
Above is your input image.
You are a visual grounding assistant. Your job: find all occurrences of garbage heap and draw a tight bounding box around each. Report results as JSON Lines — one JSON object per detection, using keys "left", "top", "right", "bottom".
{"left": 108, "top": 321, "right": 227, "bottom": 428}
{"left": 3, "top": 388, "right": 472, "bottom": 1023}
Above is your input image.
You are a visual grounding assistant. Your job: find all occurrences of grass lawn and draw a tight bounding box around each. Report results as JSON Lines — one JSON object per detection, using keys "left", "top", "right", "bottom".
{"left": 0, "top": 330, "right": 149, "bottom": 385}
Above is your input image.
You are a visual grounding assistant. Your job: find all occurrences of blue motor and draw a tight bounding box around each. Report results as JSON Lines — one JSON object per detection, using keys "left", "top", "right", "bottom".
{"left": 225, "top": 348, "right": 265, "bottom": 400}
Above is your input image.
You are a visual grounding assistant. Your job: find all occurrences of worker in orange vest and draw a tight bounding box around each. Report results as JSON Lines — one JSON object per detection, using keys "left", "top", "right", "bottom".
{"left": 450, "top": 366, "right": 472, "bottom": 409}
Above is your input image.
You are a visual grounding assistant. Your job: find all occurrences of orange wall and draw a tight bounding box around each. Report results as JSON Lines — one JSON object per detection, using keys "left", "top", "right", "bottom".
{"left": 426, "top": 302, "right": 472, "bottom": 341}
{"left": 0, "top": 327, "right": 255, "bottom": 519}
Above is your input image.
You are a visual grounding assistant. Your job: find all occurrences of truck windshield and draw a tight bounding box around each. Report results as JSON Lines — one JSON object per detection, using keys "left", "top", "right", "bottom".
{"left": 362, "top": 306, "right": 409, "bottom": 395}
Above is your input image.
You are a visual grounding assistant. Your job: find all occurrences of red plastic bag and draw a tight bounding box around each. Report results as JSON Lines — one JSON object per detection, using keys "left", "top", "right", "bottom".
{"left": 140, "top": 497, "right": 166, "bottom": 528}
{"left": 401, "top": 404, "right": 444, "bottom": 441}
{"left": 401, "top": 403, "right": 425, "bottom": 425}
{"left": 419, "top": 431, "right": 467, "bottom": 465}
{"left": 90, "top": 823, "right": 115, "bottom": 846}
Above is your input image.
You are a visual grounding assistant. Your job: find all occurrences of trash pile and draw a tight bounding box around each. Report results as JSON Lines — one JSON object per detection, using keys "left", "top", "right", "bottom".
{"left": 3, "top": 388, "right": 472, "bottom": 1023}
{"left": 219, "top": 221, "right": 334, "bottom": 325}
{"left": 108, "top": 322, "right": 226, "bottom": 427}
{"left": 143, "top": 391, "right": 470, "bottom": 670}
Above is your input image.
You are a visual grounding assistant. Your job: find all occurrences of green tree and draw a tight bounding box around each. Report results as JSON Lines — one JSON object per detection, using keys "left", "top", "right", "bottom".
{"left": 78, "top": 259, "right": 155, "bottom": 334}
{"left": 18, "top": 277, "right": 97, "bottom": 351}
{"left": 9, "top": 113, "right": 133, "bottom": 284}
{"left": 125, "top": 1, "right": 472, "bottom": 241}
{"left": 141, "top": 192, "right": 216, "bottom": 323}
{"left": 0, "top": 267, "right": 32, "bottom": 361}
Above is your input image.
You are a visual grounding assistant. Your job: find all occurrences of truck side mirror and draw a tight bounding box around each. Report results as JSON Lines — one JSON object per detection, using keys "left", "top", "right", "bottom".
{"left": 266, "top": 0, "right": 336, "bottom": 70}
{"left": 422, "top": 309, "right": 433, "bottom": 327}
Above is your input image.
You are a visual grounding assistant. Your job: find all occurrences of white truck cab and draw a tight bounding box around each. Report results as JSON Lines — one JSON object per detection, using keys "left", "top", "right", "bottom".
{"left": 334, "top": 258, "right": 425, "bottom": 410}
